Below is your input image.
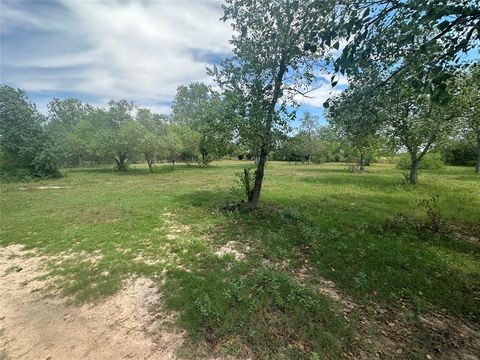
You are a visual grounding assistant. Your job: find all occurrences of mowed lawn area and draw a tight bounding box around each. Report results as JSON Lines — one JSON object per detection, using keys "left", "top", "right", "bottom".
{"left": 1, "top": 161, "right": 479, "bottom": 359}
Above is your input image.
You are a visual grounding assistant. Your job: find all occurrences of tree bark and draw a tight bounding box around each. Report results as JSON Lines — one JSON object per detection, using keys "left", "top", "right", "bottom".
{"left": 359, "top": 153, "right": 365, "bottom": 172}
{"left": 146, "top": 157, "right": 154, "bottom": 172}
{"left": 248, "top": 143, "right": 268, "bottom": 209}
{"left": 246, "top": 16, "right": 290, "bottom": 209}
{"left": 476, "top": 134, "right": 480, "bottom": 174}
{"left": 409, "top": 153, "right": 419, "bottom": 185}
{"left": 201, "top": 148, "right": 208, "bottom": 165}
{"left": 114, "top": 153, "right": 127, "bottom": 171}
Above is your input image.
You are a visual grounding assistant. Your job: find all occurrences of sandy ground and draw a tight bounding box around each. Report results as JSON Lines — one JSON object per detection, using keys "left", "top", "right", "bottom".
{"left": 2, "top": 243, "right": 478, "bottom": 360}
{"left": 0, "top": 245, "right": 184, "bottom": 360}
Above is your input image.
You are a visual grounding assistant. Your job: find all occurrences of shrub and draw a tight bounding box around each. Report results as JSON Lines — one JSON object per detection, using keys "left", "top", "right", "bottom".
{"left": 396, "top": 152, "right": 444, "bottom": 170}
{"left": 230, "top": 167, "right": 256, "bottom": 202}
{"left": 32, "top": 147, "right": 63, "bottom": 178}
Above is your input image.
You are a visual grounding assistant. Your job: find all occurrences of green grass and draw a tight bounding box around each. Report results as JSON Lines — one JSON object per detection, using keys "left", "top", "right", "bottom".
{"left": 1, "top": 161, "right": 479, "bottom": 358}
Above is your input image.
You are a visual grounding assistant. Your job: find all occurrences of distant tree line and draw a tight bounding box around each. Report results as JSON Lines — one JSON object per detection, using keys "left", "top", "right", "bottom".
{"left": 0, "top": 82, "right": 238, "bottom": 178}
{"left": 1, "top": 65, "right": 478, "bottom": 183}
{"left": 1, "top": 0, "right": 479, "bottom": 208}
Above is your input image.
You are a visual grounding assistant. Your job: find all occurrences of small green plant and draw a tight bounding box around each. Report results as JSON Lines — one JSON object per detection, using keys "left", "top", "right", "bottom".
{"left": 383, "top": 195, "right": 444, "bottom": 235}
{"left": 231, "top": 167, "right": 256, "bottom": 202}
{"left": 416, "top": 194, "right": 443, "bottom": 234}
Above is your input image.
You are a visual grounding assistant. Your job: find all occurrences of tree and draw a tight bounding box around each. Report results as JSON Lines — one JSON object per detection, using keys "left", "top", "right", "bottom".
{"left": 68, "top": 108, "right": 110, "bottom": 164}
{"left": 105, "top": 100, "right": 140, "bottom": 171}
{"left": 136, "top": 108, "right": 170, "bottom": 171}
{"left": 139, "top": 130, "right": 160, "bottom": 172}
{"left": 159, "top": 128, "right": 183, "bottom": 167}
{"left": 298, "top": 112, "right": 321, "bottom": 164}
{"left": 107, "top": 120, "right": 143, "bottom": 171}
{"left": 332, "top": 0, "right": 480, "bottom": 98}
{"left": 47, "top": 98, "right": 93, "bottom": 166}
{"left": 108, "top": 99, "right": 135, "bottom": 128}
{"left": 48, "top": 98, "right": 93, "bottom": 133}
{"left": 69, "top": 101, "right": 142, "bottom": 171}
{"left": 172, "top": 83, "right": 212, "bottom": 127}
{"left": 0, "top": 85, "right": 61, "bottom": 177}
{"left": 456, "top": 66, "right": 480, "bottom": 173}
{"left": 326, "top": 86, "right": 381, "bottom": 171}
{"left": 281, "top": 134, "right": 309, "bottom": 163}
{"left": 210, "top": 0, "right": 334, "bottom": 208}
{"left": 377, "top": 79, "right": 459, "bottom": 184}
{"left": 136, "top": 107, "right": 167, "bottom": 133}
{"left": 175, "top": 126, "right": 201, "bottom": 164}
{"left": 172, "top": 83, "right": 233, "bottom": 165}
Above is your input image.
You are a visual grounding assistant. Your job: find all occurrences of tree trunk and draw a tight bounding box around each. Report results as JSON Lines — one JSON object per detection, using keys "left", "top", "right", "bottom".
{"left": 248, "top": 143, "right": 268, "bottom": 209}
{"left": 114, "top": 153, "right": 127, "bottom": 171}
{"left": 247, "top": 39, "right": 287, "bottom": 209}
{"left": 409, "top": 153, "right": 419, "bottom": 185}
{"left": 146, "top": 157, "right": 153, "bottom": 172}
{"left": 476, "top": 134, "right": 480, "bottom": 174}
{"left": 172, "top": 159, "right": 175, "bottom": 167}
{"left": 200, "top": 147, "right": 208, "bottom": 165}
{"left": 78, "top": 156, "right": 83, "bottom": 167}
{"left": 359, "top": 153, "right": 365, "bottom": 172}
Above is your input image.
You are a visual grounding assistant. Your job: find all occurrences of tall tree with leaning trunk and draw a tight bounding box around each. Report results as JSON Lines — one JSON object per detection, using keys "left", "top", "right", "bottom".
{"left": 210, "top": 0, "right": 334, "bottom": 208}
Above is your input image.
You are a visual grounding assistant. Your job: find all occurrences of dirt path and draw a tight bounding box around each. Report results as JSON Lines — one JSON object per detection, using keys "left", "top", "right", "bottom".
{"left": 0, "top": 245, "right": 184, "bottom": 360}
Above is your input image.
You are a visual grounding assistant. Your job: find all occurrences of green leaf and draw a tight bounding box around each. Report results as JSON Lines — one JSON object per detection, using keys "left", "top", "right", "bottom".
{"left": 437, "top": 20, "right": 450, "bottom": 31}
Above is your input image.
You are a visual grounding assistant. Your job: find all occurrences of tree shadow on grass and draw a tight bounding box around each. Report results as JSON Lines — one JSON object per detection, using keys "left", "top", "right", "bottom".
{"left": 65, "top": 163, "right": 219, "bottom": 177}
{"left": 169, "top": 187, "right": 480, "bottom": 323}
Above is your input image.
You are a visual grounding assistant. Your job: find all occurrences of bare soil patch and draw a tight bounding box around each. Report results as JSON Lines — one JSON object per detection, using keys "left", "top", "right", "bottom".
{"left": 214, "top": 241, "right": 249, "bottom": 261}
{"left": 0, "top": 245, "right": 183, "bottom": 360}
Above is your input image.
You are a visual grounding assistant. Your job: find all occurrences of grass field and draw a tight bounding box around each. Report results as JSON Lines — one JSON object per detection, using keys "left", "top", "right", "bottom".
{"left": 1, "top": 161, "right": 479, "bottom": 359}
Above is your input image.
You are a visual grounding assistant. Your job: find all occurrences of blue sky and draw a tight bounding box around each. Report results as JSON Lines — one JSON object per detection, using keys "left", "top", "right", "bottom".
{"left": 1, "top": 0, "right": 344, "bottom": 126}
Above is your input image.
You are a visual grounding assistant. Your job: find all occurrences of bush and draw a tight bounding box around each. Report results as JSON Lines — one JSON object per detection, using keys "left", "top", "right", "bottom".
{"left": 441, "top": 141, "right": 477, "bottom": 166}
{"left": 32, "top": 147, "right": 63, "bottom": 178}
{"left": 397, "top": 153, "right": 444, "bottom": 170}
{"left": 230, "top": 167, "right": 256, "bottom": 202}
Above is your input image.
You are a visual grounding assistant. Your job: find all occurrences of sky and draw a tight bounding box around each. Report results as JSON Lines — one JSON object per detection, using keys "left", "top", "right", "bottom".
{"left": 0, "top": 0, "right": 343, "bottom": 126}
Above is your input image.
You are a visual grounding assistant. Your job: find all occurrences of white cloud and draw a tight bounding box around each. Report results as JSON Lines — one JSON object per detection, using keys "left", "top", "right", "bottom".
{"left": 1, "top": 0, "right": 232, "bottom": 112}
{"left": 1, "top": 0, "right": 347, "bottom": 114}
{"left": 294, "top": 84, "right": 343, "bottom": 108}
